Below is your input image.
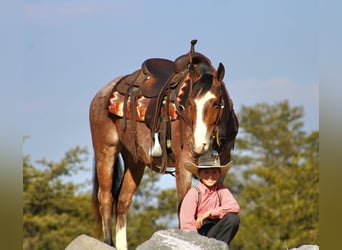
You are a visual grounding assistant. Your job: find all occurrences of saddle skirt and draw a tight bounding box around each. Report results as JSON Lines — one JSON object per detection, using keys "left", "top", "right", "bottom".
{"left": 108, "top": 90, "right": 179, "bottom": 122}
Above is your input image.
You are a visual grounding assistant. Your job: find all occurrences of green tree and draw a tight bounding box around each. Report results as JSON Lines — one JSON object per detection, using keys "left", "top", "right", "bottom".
{"left": 23, "top": 145, "right": 179, "bottom": 250}
{"left": 23, "top": 146, "right": 95, "bottom": 250}
{"left": 228, "top": 101, "right": 319, "bottom": 250}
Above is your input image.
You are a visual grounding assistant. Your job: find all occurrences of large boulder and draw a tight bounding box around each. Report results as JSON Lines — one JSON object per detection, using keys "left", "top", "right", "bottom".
{"left": 65, "top": 234, "right": 115, "bottom": 250}
{"left": 136, "top": 229, "right": 228, "bottom": 250}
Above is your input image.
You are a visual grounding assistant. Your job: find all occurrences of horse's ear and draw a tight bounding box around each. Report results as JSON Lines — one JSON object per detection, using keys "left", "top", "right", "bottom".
{"left": 216, "top": 63, "right": 225, "bottom": 82}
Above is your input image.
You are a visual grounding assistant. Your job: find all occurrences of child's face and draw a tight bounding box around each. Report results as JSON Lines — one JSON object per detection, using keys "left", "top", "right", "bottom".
{"left": 198, "top": 168, "right": 221, "bottom": 188}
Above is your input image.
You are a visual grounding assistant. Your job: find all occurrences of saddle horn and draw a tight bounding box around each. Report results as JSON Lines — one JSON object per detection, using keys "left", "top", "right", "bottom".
{"left": 188, "top": 39, "right": 197, "bottom": 66}
{"left": 190, "top": 39, "right": 197, "bottom": 54}
{"left": 174, "top": 39, "right": 212, "bottom": 73}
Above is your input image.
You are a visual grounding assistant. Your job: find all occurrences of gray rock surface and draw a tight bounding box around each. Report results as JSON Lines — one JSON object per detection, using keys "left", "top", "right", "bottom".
{"left": 65, "top": 234, "right": 115, "bottom": 250}
{"left": 65, "top": 231, "right": 319, "bottom": 250}
{"left": 136, "top": 229, "right": 228, "bottom": 250}
{"left": 290, "top": 245, "right": 319, "bottom": 250}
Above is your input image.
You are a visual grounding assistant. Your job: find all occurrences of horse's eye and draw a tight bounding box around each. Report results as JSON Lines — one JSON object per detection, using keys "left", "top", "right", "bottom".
{"left": 213, "top": 101, "right": 221, "bottom": 109}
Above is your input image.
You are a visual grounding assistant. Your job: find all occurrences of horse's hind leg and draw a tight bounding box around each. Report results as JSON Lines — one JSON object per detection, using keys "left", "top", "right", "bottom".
{"left": 90, "top": 79, "right": 123, "bottom": 246}
{"left": 115, "top": 159, "right": 145, "bottom": 250}
{"left": 95, "top": 147, "right": 117, "bottom": 246}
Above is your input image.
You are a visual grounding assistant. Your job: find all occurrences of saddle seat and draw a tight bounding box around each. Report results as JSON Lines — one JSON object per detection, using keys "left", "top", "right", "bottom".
{"left": 141, "top": 58, "right": 175, "bottom": 96}
{"left": 115, "top": 58, "right": 178, "bottom": 98}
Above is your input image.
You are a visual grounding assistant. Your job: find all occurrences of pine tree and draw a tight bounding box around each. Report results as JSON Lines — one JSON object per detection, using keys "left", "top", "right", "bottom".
{"left": 229, "top": 101, "right": 318, "bottom": 250}
{"left": 23, "top": 147, "right": 95, "bottom": 250}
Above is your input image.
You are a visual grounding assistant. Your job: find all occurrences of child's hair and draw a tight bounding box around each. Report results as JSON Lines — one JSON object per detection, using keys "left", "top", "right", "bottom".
{"left": 198, "top": 167, "right": 222, "bottom": 175}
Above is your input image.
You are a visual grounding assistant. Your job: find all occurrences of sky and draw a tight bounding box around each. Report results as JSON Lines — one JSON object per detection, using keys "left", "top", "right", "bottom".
{"left": 17, "top": 0, "right": 318, "bottom": 190}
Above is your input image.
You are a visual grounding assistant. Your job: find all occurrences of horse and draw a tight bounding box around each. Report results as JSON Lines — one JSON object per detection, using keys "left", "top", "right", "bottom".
{"left": 89, "top": 40, "right": 238, "bottom": 249}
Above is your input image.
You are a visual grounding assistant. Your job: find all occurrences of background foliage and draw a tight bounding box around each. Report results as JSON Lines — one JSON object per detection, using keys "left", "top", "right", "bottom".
{"left": 23, "top": 147, "right": 95, "bottom": 250}
{"left": 23, "top": 101, "right": 318, "bottom": 250}
{"left": 228, "top": 101, "right": 319, "bottom": 250}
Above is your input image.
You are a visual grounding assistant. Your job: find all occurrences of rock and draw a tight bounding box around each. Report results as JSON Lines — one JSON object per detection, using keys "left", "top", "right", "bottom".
{"left": 65, "top": 234, "right": 115, "bottom": 250}
{"left": 66, "top": 232, "right": 319, "bottom": 250}
{"left": 136, "top": 229, "right": 228, "bottom": 250}
{"left": 290, "top": 245, "right": 319, "bottom": 250}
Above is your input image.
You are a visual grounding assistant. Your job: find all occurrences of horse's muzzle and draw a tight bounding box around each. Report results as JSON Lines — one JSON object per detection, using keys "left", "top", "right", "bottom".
{"left": 190, "top": 142, "right": 209, "bottom": 157}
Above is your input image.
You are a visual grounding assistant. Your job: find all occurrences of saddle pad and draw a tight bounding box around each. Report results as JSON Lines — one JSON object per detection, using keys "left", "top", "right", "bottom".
{"left": 108, "top": 91, "right": 178, "bottom": 122}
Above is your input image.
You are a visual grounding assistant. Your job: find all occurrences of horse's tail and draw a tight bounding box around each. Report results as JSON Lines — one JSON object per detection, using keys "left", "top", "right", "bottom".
{"left": 92, "top": 154, "right": 125, "bottom": 237}
{"left": 92, "top": 158, "right": 102, "bottom": 237}
{"left": 113, "top": 154, "right": 125, "bottom": 201}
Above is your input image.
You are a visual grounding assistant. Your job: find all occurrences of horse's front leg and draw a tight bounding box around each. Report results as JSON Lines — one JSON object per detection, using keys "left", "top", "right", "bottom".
{"left": 115, "top": 162, "right": 145, "bottom": 250}
{"left": 175, "top": 156, "right": 193, "bottom": 212}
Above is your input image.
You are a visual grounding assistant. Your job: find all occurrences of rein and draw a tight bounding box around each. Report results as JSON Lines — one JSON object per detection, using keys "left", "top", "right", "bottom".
{"left": 214, "top": 98, "right": 225, "bottom": 146}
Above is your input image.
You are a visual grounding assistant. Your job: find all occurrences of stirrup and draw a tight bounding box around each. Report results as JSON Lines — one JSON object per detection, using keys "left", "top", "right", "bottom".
{"left": 149, "top": 132, "right": 162, "bottom": 157}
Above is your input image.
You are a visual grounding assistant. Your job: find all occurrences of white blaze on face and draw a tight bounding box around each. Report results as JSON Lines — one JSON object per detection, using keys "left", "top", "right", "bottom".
{"left": 193, "top": 91, "right": 216, "bottom": 154}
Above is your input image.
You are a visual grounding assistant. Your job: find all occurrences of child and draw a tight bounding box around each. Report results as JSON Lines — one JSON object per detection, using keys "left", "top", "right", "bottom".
{"left": 179, "top": 150, "right": 240, "bottom": 245}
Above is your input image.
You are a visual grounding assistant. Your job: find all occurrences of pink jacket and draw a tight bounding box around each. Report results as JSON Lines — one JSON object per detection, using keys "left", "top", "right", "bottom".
{"left": 180, "top": 182, "right": 240, "bottom": 231}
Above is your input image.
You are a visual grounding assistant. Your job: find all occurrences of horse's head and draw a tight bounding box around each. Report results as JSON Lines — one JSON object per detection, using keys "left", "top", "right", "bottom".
{"left": 174, "top": 40, "right": 238, "bottom": 160}
{"left": 185, "top": 62, "right": 226, "bottom": 156}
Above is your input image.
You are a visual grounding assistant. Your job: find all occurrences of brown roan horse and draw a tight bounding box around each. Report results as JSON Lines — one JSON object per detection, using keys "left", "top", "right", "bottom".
{"left": 89, "top": 40, "right": 238, "bottom": 249}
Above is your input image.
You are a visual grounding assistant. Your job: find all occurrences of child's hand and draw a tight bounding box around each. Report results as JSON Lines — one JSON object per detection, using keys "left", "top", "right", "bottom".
{"left": 195, "top": 211, "right": 211, "bottom": 229}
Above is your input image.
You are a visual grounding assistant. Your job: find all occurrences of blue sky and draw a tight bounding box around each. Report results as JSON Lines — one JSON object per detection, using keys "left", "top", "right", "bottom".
{"left": 18, "top": 0, "right": 318, "bottom": 189}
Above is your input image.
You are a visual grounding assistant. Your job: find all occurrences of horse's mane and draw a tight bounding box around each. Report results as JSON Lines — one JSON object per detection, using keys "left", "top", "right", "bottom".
{"left": 195, "top": 62, "right": 214, "bottom": 75}
{"left": 191, "top": 62, "right": 216, "bottom": 98}
{"left": 192, "top": 74, "right": 214, "bottom": 98}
